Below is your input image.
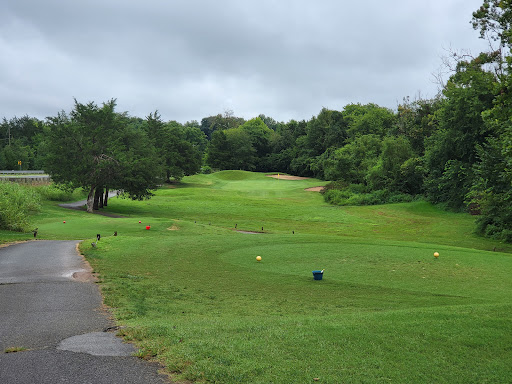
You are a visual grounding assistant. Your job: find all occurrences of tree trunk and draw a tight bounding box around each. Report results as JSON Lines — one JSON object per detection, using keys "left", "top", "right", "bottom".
{"left": 99, "top": 187, "right": 104, "bottom": 208}
{"left": 104, "top": 187, "right": 109, "bottom": 207}
{"left": 86, "top": 186, "right": 95, "bottom": 213}
{"left": 93, "top": 188, "right": 101, "bottom": 210}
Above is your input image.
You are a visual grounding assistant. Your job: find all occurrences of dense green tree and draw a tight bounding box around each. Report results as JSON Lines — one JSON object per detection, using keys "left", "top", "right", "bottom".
{"left": 272, "top": 120, "right": 299, "bottom": 153}
{"left": 1, "top": 116, "right": 43, "bottom": 146}
{"left": 206, "top": 128, "right": 256, "bottom": 170}
{"left": 342, "top": 103, "right": 396, "bottom": 138}
{"left": 289, "top": 135, "right": 315, "bottom": 177}
{"left": 183, "top": 121, "right": 208, "bottom": 153}
{"left": 322, "top": 134, "right": 382, "bottom": 184}
{"left": 258, "top": 114, "right": 280, "bottom": 131}
{"left": 0, "top": 139, "right": 33, "bottom": 170}
{"left": 239, "top": 117, "right": 274, "bottom": 170}
{"left": 366, "top": 136, "right": 417, "bottom": 192}
{"left": 200, "top": 112, "right": 245, "bottom": 140}
{"left": 206, "top": 130, "right": 230, "bottom": 169}
{"left": 113, "top": 117, "right": 163, "bottom": 200}
{"left": 44, "top": 99, "right": 161, "bottom": 212}
{"left": 305, "top": 108, "right": 347, "bottom": 156}
{"left": 266, "top": 120, "right": 308, "bottom": 175}
{"left": 394, "top": 97, "right": 441, "bottom": 155}
{"left": 469, "top": 138, "right": 512, "bottom": 241}
{"left": 166, "top": 122, "right": 202, "bottom": 180}
{"left": 224, "top": 128, "right": 257, "bottom": 170}
{"left": 0, "top": 116, "right": 45, "bottom": 169}
{"left": 464, "top": 0, "right": 512, "bottom": 240}
{"left": 205, "top": 117, "right": 273, "bottom": 171}
{"left": 399, "top": 157, "right": 425, "bottom": 195}
{"left": 472, "top": 0, "right": 512, "bottom": 50}
{"left": 145, "top": 113, "right": 202, "bottom": 181}
{"left": 423, "top": 57, "right": 497, "bottom": 209}
{"left": 239, "top": 118, "right": 272, "bottom": 157}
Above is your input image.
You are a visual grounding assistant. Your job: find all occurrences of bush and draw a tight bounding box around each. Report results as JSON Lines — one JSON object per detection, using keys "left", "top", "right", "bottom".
{"left": 0, "top": 182, "right": 41, "bottom": 231}
{"left": 201, "top": 165, "right": 213, "bottom": 174}
{"left": 323, "top": 189, "right": 351, "bottom": 205}
{"left": 323, "top": 184, "right": 415, "bottom": 206}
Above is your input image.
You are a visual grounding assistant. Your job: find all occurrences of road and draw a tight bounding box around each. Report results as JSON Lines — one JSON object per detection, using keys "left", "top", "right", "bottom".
{"left": 0, "top": 240, "right": 169, "bottom": 383}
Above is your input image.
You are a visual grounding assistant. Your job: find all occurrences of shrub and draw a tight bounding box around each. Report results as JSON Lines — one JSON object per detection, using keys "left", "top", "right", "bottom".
{"left": 201, "top": 165, "right": 213, "bottom": 174}
{"left": 323, "top": 189, "right": 351, "bottom": 205}
{"left": 0, "top": 182, "right": 41, "bottom": 231}
{"left": 323, "top": 183, "right": 416, "bottom": 206}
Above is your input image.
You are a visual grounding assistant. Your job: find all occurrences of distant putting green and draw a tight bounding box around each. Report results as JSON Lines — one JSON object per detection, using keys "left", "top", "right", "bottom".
{"left": 21, "top": 171, "right": 512, "bottom": 382}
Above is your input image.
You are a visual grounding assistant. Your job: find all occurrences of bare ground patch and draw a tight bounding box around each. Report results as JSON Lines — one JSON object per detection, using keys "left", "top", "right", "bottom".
{"left": 266, "top": 174, "right": 310, "bottom": 180}
{"left": 0, "top": 241, "right": 29, "bottom": 249}
{"left": 72, "top": 270, "right": 98, "bottom": 283}
{"left": 74, "top": 242, "right": 98, "bottom": 283}
{"left": 234, "top": 230, "right": 264, "bottom": 234}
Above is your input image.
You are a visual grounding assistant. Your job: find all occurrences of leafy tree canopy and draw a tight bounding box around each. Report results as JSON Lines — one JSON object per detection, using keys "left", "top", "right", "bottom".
{"left": 44, "top": 99, "right": 162, "bottom": 212}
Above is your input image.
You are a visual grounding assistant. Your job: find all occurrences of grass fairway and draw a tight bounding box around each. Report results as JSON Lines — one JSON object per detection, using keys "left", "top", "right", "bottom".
{"left": 20, "top": 171, "right": 512, "bottom": 382}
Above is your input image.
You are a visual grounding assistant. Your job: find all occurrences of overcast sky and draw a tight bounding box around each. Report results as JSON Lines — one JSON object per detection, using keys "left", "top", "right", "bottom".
{"left": 1, "top": 0, "right": 490, "bottom": 124}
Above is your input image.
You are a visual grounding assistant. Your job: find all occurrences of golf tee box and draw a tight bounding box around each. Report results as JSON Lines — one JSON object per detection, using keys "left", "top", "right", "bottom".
{"left": 312, "top": 270, "right": 324, "bottom": 280}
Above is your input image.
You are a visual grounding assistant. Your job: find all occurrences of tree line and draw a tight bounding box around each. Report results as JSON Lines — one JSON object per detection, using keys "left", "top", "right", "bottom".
{"left": 1, "top": 0, "right": 511, "bottom": 241}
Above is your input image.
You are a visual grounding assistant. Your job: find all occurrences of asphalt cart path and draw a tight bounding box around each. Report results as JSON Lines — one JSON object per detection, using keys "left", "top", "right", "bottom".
{"left": 58, "top": 192, "right": 120, "bottom": 210}
{"left": 0, "top": 241, "right": 169, "bottom": 383}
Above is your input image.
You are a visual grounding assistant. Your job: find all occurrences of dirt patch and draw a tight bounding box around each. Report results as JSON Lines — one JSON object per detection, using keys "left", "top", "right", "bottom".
{"left": 167, "top": 225, "right": 179, "bottom": 231}
{"left": 266, "top": 174, "right": 310, "bottom": 180}
{"left": 74, "top": 243, "right": 98, "bottom": 283}
{"left": 304, "top": 186, "right": 325, "bottom": 192}
{"left": 72, "top": 270, "right": 98, "bottom": 283}
{"left": 0, "top": 241, "right": 28, "bottom": 249}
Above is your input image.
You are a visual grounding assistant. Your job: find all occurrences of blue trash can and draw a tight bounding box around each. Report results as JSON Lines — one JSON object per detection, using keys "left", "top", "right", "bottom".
{"left": 312, "top": 270, "right": 324, "bottom": 280}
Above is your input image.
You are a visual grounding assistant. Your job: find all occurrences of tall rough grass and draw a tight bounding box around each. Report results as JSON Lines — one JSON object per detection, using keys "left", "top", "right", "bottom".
{"left": 0, "top": 182, "right": 41, "bottom": 231}
{"left": 35, "top": 184, "right": 82, "bottom": 201}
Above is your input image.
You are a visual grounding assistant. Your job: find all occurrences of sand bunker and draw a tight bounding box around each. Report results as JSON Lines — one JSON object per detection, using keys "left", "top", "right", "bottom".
{"left": 266, "top": 174, "right": 310, "bottom": 180}
{"left": 304, "top": 186, "right": 325, "bottom": 192}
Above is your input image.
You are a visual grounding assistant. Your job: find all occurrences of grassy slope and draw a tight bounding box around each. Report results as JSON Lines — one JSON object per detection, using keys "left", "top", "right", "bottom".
{"left": 11, "top": 171, "right": 512, "bottom": 383}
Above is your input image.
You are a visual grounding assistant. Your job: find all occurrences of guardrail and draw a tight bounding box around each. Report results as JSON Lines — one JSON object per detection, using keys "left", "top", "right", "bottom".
{"left": 0, "top": 171, "right": 50, "bottom": 184}
{"left": 0, "top": 170, "right": 46, "bottom": 174}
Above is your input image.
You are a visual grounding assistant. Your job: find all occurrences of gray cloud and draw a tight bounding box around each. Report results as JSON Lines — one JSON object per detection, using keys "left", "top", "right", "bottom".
{"left": 1, "top": 0, "right": 490, "bottom": 123}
